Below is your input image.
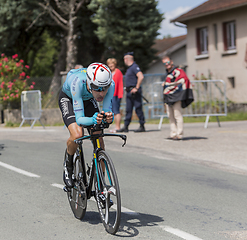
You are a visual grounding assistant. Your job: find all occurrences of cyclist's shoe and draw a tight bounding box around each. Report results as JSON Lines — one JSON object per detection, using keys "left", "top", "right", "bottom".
{"left": 116, "top": 126, "right": 128, "bottom": 133}
{"left": 63, "top": 150, "right": 74, "bottom": 188}
{"left": 96, "top": 193, "right": 113, "bottom": 209}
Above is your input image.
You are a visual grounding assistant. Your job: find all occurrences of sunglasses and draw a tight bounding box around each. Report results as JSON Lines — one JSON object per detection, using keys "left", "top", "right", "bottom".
{"left": 163, "top": 61, "right": 171, "bottom": 65}
{"left": 91, "top": 83, "right": 110, "bottom": 92}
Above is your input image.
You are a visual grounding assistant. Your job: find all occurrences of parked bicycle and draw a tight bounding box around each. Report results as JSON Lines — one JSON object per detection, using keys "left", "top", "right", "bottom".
{"left": 63, "top": 120, "right": 127, "bottom": 234}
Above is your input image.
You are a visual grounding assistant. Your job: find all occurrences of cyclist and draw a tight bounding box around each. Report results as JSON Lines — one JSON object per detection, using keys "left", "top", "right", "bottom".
{"left": 58, "top": 63, "right": 114, "bottom": 188}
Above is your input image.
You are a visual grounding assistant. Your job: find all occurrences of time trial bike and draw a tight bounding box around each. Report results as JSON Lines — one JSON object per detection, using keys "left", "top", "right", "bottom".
{"left": 63, "top": 121, "right": 127, "bottom": 234}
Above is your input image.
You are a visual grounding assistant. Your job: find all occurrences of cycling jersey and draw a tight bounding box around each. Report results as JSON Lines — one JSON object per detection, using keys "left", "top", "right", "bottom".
{"left": 62, "top": 68, "right": 114, "bottom": 126}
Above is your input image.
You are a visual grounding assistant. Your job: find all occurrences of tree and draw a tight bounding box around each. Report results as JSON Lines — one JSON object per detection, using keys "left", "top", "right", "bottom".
{"left": 30, "top": 30, "right": 60, "bottom": 77}
{"left": 88, "top": 0, "right": 163, "bottom": 71}
{"left": 0, "top": 0, "right": 48, "bottom": 68}
{"left": 37, "top": 0, "right": 88, "bottom": 71}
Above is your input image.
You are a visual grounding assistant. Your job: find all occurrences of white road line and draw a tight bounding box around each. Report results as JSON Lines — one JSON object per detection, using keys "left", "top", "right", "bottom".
{"left": 0, "top": 161, "right": 40, "bottom": 178}
{"left": 161, "top": 226, "right": 203, "bottom": 240}
{"left": 51, "top": 183, "right": 139, "bottom": 215}
{"left": 51, "top": 183, "right": 64, "bottom": 189}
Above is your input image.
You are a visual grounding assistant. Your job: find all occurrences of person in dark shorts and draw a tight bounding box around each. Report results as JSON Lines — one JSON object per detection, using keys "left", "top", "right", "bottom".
{"left": 58, "top": 63, "right": 115, "bottom": 187}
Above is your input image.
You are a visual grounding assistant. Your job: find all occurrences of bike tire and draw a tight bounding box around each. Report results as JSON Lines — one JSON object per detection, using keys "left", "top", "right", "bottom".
{"left": 94, "top": 150, "right": 121, "bottom": 234}
{"left": 67, "top": 148, "right": 87, "bottom": 220}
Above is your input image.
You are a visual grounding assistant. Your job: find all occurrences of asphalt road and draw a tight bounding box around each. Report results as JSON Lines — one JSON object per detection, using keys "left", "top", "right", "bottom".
{"left": 0, "top": 124, "right": 247, "bottom": 240}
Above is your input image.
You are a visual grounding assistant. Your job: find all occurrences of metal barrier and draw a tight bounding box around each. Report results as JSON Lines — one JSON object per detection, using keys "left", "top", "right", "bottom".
{"left": 116, "top": 74, "right": 165, "bottom": 119}
{"left": 19, "top": 90, "right": 45, "bottom": 128}
{"left": 151, "top": 80, "right": 227, "bottom": 129}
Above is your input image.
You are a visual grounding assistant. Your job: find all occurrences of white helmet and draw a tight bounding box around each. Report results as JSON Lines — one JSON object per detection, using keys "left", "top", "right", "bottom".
{"left": 86, "top": 62, "right": 112, "bottom": 91}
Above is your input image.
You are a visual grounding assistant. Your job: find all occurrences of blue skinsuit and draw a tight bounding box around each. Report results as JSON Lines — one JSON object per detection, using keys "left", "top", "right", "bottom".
{"left": 62, "top": 68, "right": 115, "bottom": 126}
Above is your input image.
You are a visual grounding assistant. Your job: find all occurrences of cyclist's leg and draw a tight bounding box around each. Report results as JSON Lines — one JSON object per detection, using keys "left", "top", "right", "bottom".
{"left": 59, "top": 91, "right": 84, "bottom": 187}
{"left": 67, "top": 123, "right": 84, "bottom": 155}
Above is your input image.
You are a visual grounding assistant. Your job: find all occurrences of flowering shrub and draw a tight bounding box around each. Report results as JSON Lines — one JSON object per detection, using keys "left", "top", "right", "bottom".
{"left": 0, "top": 53, "right": 35, "bottom": 109}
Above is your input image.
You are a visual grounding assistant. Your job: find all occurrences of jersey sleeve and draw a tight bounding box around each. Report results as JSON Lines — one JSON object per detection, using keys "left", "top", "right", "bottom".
{"left": 71, "top": 76, "right": 94, "bottom": 126}
{"left": 133, "top": 63, "right": 141, "bottom": 75}
{"left": 102, "top": 81, "right": 115, "bottom": 113}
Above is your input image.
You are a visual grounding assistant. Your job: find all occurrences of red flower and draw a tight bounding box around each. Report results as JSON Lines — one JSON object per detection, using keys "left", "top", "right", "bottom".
{"left": 1, "top": 53, "right": 5, "bottom": 57}
{"left": 12, "top": 54, "right": 18, "bottom": 59}
{"left": 19, "top": 59, "right": 24, "bottom": 63}
{"left": 3, "top": 57, "right": 8, "bottom": 62}
{"left": 19, "top": 72, "right": 26, "bottom": 77}
{"left": 26, "top": 75, "right": 30, "bottom": 79}
{"left": 32, "top": 81, "right": 35, "bottom": 85}
{"left": 16, "top": 62, "right": 20, "bottom": 67}
{"left": 5, "top": 65, "right": 9, "bottom": 68}
{"left": 25, "top": 65, "right": 30, "bottom": 69}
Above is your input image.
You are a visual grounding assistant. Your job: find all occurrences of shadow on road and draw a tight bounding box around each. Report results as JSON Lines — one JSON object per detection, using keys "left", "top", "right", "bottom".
{"left": 182, "top": 136, "right": 208, "bottom": 141}
{"left": 0, "top": 143, "right": 4, "bottom": 155}
{"left": 128, "top": 129, "right": 160, "bottom": 133}
{"left": 82, "top": 211, "right": 164, "bottom": 237}
{"left": 165, "top": 136, "right": 208, "bottom": 141}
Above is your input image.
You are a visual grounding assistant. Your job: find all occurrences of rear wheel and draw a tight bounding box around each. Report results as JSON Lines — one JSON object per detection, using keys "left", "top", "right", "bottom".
{"left": 67, "top": 149, "right": 87, "bottom": 219}
{"left": 94, "top": 150, "right": 121, "bottom": 234}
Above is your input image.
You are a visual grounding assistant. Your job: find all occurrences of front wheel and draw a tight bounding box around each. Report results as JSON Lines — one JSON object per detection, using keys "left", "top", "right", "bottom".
{"left": 94, "top": 150, "right": 121, "bottom": 235}
{"left": 67, "top": 149, "right": 87, "bottom": 220}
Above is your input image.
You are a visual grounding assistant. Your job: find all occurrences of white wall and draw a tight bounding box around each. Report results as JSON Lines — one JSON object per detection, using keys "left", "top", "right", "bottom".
{"left": 186, "top": 6, "right": 247, "bottom": 103}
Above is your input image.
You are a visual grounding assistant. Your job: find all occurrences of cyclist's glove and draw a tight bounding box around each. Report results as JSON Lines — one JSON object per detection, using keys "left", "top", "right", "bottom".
{"left": 92, "top": 112, "right": 99, "bottom": 124}
{"left": 102, "top": 112, "right": 114, "bottom": 124}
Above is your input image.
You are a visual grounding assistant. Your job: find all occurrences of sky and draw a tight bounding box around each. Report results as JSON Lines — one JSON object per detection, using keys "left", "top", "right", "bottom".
{"left": 157, "top": 0, "right": 208, "bottom": 38}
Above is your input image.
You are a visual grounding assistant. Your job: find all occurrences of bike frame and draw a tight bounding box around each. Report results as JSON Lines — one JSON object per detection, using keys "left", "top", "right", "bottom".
{"left": 74, "top": 126, "right": 127, "bottom": 200}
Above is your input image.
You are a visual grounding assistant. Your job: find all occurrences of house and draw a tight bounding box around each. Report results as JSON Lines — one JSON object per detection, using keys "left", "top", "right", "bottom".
{"left": 171, "top": 0, "right": 247, "bottom": 103}
{"left": 145, "top": 35, "right": 187, "bottom": 74}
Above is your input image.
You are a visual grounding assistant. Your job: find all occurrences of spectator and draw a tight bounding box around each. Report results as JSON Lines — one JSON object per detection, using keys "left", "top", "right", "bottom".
{"left": 75, "top": 64, "right": 83, "bottom": 69}
{"left": 162, "top": 56, "right": 194, "bottom": 140}
{"left": 106, "top": 58, "right": 124, "bottom": 132}
{"left": 118, "top": 52, "right": 145, "bottom": 133}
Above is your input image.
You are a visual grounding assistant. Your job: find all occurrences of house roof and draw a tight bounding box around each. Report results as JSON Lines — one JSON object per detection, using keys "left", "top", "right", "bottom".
{"left": 171, "top": 0, "right": 247, "bottom": 23}
{"left": 153, "top": 35, "right": 186, "bottom": 56}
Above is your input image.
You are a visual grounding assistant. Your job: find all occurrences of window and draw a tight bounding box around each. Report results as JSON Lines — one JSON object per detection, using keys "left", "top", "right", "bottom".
{"left": 223, "top": 21, "right": 236, "bottom": 51}
{"left": 196, "top": 27, "right": 208, "bottom": 55}
{"left": 228, "top": 77, "right": 235, "bottom": 88}
{"left": 213, "top": 24, "right": 218, "bottom": 50}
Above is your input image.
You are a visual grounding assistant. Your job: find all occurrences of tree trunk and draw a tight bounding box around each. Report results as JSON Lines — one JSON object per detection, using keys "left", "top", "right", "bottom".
{"left": 46, "top": 37, "right": 66, "bottom": 108}
{"left": 66, "top": 1, "right": 78, "bottom": 71}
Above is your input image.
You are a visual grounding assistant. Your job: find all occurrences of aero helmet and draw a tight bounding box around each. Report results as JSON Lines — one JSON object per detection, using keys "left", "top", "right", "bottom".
{"left": 86, "top": 62, "right": 112, "bottom": 91}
